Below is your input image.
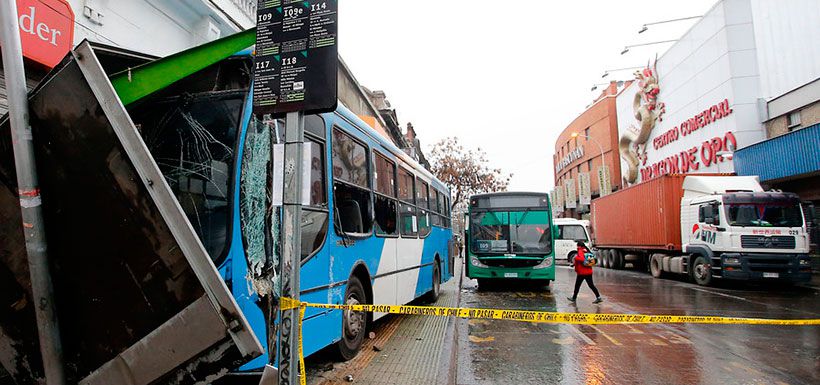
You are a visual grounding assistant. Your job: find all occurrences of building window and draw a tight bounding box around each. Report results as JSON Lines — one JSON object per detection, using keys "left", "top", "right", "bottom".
{"left": 788, "top": 111, "right": 801, "bottom": 130}
{"left": 576, "top": 165, "right": 581, "bottom": 174}
{"left": 585, "top": 127, "right": 590, "bottom": 139}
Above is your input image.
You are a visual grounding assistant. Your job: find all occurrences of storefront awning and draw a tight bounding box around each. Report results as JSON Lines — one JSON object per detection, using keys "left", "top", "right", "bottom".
{"left": 734, "top": 123, "right": 820, "bottom": 182}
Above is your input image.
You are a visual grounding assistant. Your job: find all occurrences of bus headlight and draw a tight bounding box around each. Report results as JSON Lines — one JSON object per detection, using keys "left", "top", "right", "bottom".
{"left": 470, "top": 256, "right": 488, "bottom": 268}
{"left": 534, "top": 257, "right": 553, "bottom": 269}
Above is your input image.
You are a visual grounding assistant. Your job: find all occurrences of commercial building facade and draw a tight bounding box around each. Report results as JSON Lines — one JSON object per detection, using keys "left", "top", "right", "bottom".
{"left": 614, "top": 0, "right": 820, "bottom": 190}
{"left": 552, "top": 81, "right": 626, "bottom": 219}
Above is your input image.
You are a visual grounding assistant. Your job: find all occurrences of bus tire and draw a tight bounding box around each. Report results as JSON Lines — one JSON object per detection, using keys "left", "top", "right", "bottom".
{"left": 337, "top": 276, "right": 367, "bottom": 361}
{"left": 425, "top": 260, "right": 441, "bottom": 303}
{"left": 690, "top": 255, "right": 713, "bottom": 286}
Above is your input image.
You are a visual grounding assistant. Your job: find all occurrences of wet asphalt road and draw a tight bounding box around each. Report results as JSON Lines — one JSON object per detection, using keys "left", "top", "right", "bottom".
{"left": 455, "top": 264, "right": 820, "bottom": 385}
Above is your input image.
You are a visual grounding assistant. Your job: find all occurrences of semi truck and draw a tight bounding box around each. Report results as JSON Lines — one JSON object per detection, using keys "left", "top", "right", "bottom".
{"left": 591, "top": 174, "right": 812, "bottom": 285}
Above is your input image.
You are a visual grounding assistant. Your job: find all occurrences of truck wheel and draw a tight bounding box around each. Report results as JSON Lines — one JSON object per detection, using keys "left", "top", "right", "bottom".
{"left": 337, "top": 276, "right": 367, "bottom": 361}
{"left": 599, "top": 250, "right": 608, "bottom": 268}
{"left": 691, "top": 256, "right": 713, "bottom": 286}
{"left": 650, "top": 254, "right": 664, "bottom": 278}
{"left": 603, "top": 250, "right": 613, "bottom": 268}
{"left": 612, "top": 250, "right": 624, "bottom": 270}
{"left": 568, "top": 251, "right": 577, "bottom": 264}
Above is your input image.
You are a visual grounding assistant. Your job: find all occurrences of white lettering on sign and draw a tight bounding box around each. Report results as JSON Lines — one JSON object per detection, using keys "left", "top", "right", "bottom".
{"left": 555, "top": 146, "right": 584, "bottom": 173}
{"left": 19, "top": 6, "right": 62, "bottom": 46}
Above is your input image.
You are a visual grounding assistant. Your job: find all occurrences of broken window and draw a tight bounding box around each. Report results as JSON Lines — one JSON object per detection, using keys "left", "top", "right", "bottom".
{"left": 332, "top": 127, "right": 368, "bottom": 188}
{"left": 239, "top": 116, "right": 275, "bottom": 280}
{"left": 132, "top": 91, "right": 244, "bottom": 263}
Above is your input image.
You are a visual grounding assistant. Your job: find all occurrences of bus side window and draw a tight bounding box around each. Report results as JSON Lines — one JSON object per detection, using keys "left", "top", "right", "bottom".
{"left": 397, "top": 166, "right": 417, "bottom": 237}
{"left": 301, "top": 132, "right": 329, "bottom": 259}
{"left": 373, "top": 151, "right": 398, "bottom": 236}
{"left": 418, "top": 180, "right": 431, "bottom": 237}
{"left": 332, "top": 127, "right": 373, "bottom": 235}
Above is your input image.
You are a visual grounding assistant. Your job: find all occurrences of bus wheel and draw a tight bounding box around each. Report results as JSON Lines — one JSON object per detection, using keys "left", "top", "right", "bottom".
{"left": 337, "top": 276, "right": 367, "bottom": 361}
{"left": 691, "top": 256, "right": 713, "bottom": 286}
{"left": 425, "top": 261, "right": 441, "bottom": 303}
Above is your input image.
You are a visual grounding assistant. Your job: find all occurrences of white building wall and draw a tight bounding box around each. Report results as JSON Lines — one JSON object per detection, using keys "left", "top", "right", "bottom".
{"left": 751, "top": 0, "right": 820, "bottom": 101}
{"left": 616, "top": 0, "right": 766, "bottom": 186}
{"left": 66, "top": 0, "right": 246, "bottom": 57}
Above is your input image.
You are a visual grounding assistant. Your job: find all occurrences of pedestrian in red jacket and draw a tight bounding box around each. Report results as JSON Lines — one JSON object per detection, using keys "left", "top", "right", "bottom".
{"left": 568, "top": 240, "right": 603, "bottom": 303}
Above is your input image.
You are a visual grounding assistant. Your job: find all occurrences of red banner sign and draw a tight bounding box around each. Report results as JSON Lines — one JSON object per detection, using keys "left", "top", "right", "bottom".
{"left": 12, "top": 0, "right": 74, "bottom": 68}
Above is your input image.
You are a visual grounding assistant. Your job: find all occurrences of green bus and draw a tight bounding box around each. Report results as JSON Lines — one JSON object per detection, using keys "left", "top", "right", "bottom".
{"left": 464, "top": 192, "right": 555, "bottom": 287}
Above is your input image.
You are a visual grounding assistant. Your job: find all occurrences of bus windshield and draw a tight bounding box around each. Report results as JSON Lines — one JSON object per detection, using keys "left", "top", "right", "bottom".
{"left": 727, "top": 201, "right": 804, "bottom": 227}
{"left": 470, "top": 210, "right": 552, "bottom": 254}
{"left": 133, "top": 92, "right": 244, "bottom": 261}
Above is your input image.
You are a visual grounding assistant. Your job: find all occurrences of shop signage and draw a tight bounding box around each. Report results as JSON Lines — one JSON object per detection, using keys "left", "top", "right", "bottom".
{"left": 253, "top": 0, "right": 339, "bottom": 116}
{"left": 554, "top": 187, "right": 564, "bottom": 212}
{"left": 555, "top": 146, "right": 584, "bottom": 173}
{"left": 564, "top": 179, "right": 577, "bottom": 209}
{"left": 10, "top": 0, "right": 75, "bottom": 68}
{"left": 597, "top": 166, "right": 612, "bottom": 197}
{"left": 578, "top": 172, "right": 591, "bottom": 205}
{"left": 652, "top": 99, "right": 733, "bottom": 150}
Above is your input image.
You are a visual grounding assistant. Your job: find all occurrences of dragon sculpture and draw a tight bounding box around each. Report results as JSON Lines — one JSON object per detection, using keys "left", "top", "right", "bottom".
{"left": 619, "top": 64, "right": 665, "bottom": 184}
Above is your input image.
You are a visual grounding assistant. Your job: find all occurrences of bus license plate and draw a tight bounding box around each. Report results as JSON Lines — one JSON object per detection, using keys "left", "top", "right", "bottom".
{"left": 763, "top": 272, "right": 779, "bottom": 278}
{"left": 504, "top": 273, "right": 518, "bottom": 278}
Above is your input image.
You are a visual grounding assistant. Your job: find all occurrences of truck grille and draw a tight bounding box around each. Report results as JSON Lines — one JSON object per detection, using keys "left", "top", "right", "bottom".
{"left": 740, "top": 235, "right": 795, "bottom": 249}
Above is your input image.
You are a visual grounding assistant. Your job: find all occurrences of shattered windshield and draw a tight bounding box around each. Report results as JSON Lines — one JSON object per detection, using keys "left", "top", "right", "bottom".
{"left": 727, "top": 201, "right": 804, "bottom": 227}
{"left": 470, "top": 210, "right": 552, "bottom": 254}
{"left": 135, "top": 92, "right": 244, "bottom": 261}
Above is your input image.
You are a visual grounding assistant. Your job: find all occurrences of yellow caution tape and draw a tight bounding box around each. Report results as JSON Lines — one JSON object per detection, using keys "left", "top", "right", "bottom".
{"left": 277, "top": 298, "right": 819, "bottom": 382}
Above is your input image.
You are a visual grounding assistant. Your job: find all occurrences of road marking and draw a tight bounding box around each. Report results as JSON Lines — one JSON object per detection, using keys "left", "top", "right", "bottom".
{"left": 551, "top": 336, "right": 575, "bottom": 345}
{"left": 563, "top": 324, "right": 596, "bottom": 345}
{"left": 468, "top": 319, "right": 491, "bottom": 326}
{"left": 588, "top": 325, "right": 623, "bottom": 346}
{"left": 469, "top": 335, "right": 495, "bottom": 343}
{"left": 625, "top": 324, "right": 644, "bottom": 334}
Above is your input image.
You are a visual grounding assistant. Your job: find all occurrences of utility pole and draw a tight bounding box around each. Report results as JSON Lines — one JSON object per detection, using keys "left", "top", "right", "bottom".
{"left": 277, "top": 112, "right": 305, "bottom": 385}
{"left": 0, "top": 1, "right": 66, "bottom": 384}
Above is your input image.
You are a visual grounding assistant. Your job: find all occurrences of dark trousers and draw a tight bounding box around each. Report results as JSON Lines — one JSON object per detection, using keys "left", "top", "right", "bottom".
{"left": 571, "top": 274, "right": 600, "bottom": 300}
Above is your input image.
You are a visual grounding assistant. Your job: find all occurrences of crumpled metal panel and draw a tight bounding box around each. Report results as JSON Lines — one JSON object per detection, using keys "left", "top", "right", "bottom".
{"left": 0, "top": 42, "right": 261, "bottom": 384}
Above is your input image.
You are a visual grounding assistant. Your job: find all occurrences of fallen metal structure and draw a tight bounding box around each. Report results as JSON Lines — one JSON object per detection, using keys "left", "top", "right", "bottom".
{"left": 0, "top": 40, "right": 262, "bottom": 384}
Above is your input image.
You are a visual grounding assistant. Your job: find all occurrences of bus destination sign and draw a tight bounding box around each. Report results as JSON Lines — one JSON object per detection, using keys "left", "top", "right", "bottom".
{"left": 253, "top": 0, "right": 338, "bottom": 116}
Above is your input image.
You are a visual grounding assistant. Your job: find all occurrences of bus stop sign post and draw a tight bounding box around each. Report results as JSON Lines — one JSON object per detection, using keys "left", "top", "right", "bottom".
{"left": 253, "top": 2, "right": 338, "bottom": 385}
{"left": 0, "top": 2, "right": 67, "bottom": 384}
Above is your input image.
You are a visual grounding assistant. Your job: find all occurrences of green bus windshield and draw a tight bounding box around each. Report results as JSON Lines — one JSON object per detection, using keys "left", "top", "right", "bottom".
{"left": 471, "top": 210, "right": 552, "bottom": 255}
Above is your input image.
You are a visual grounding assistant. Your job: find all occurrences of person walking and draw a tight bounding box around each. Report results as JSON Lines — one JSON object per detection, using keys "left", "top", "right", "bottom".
{"left": 567, "top": 240, "right": 603, "bottom": 303}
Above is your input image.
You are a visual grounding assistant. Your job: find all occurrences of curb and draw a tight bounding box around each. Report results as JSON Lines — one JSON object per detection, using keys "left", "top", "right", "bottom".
{"left": 435, "top": 256, "right": 464, "bottom": 385}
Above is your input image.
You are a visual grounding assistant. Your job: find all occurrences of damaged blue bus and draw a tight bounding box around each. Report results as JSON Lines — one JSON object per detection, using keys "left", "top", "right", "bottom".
{"left": 125, "top": 52, "right": 456, "bottom": 370}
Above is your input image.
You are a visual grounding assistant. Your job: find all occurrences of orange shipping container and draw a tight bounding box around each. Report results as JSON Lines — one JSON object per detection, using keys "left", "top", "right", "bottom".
{"left": 591, "top": 175, "right": 687, "bottom": 251}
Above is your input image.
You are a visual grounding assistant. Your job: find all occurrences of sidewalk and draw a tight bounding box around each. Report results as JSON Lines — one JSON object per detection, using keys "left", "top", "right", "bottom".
{"left": 306, "top": 259, "right": 463, "bottom": 385}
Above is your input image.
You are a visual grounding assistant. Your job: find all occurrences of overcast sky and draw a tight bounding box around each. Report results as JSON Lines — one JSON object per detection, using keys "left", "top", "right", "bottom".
{"left": 338, "top": 0, "right": 718, "bottom": 193}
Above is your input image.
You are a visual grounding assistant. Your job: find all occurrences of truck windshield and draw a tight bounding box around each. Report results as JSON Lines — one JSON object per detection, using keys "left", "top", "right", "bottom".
{"left": 470, "top": 210, "right": 552, "bottom": 254}
{"left": 727, "top": 201, "right": 804, "bottom": 227}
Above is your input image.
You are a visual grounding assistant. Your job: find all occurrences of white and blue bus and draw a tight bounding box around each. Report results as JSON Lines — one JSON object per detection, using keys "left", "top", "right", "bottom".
{"left": 125, "top": 53, "right": 455, "bottom": 370}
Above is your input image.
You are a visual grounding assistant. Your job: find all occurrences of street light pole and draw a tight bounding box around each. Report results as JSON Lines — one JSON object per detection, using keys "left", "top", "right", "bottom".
{"left": 0, "top": 2, "right": 66, "bottom": 384}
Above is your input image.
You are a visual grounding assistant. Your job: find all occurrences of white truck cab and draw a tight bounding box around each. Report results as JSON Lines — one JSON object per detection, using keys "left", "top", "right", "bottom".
{"left": 553, "top": 218, "right": 592, "bottom": 262}
{"left": 680, "top": 176, "right": 811, "bottom": 284}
